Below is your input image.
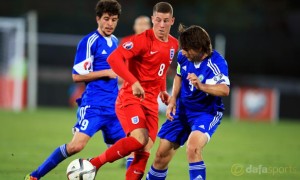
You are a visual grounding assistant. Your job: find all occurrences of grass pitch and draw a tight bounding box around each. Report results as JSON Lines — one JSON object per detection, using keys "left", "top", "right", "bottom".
{"left": 0, "top": 107, "right": 300, "bottom": 179}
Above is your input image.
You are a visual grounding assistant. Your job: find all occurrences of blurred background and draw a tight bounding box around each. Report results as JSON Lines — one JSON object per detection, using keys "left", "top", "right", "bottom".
{"left": 1, "top": 0, "right": 300, "bottom": 120}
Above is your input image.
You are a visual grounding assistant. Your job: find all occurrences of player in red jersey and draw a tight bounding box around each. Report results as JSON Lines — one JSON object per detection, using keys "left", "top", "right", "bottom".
{"left": 89, "top": 2, "right": 178, "bottom": 180}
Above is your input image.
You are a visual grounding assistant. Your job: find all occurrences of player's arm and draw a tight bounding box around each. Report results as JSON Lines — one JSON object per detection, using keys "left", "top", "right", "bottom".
{"left": 72, "top": 69, "right": 117, "bottom": 83}
{"left": 166, "top": 62, "right": 182, "bottom": 120}
{"left": 187, "top": 73, "right": 230, "bottom": 97}
{"left": 159, "top": 72, "right": 169, "bottom": 105}
{"left": 107, "top": 49, "right": 145, "bottom": 99}
{"left": 72, "top": 36, "right": 118, "bottom": 83}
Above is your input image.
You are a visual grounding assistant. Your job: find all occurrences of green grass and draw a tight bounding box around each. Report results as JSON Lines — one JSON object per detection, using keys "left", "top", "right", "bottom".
{"left": 1, "top": 107, "right": 300, "bottom": 179}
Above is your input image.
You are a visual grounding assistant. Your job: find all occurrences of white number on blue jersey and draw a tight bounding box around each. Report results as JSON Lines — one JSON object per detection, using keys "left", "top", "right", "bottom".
{"left": 189, "top": 81, "right": 194, "bottom": 92}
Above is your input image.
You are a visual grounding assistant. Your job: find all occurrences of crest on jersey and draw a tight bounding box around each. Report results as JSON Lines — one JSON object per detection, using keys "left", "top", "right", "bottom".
{"left": 123, "top": 41, "right": 134, "bottom": 50}
{"left": 198, "top": 74, "right": 204, "bottom": 82}
{"left": 170, "top": 48, "right": 175, "bottom": 59}
{"left": 131, "top": 116, "right": 139, "bottom": 124}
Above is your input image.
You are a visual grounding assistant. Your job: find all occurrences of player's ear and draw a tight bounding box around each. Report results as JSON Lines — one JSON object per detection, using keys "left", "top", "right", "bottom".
{"left": 151, "top": 16, "right": 154, "bottom": 24}
{"left": 171, "top": 17, "right": 175, "bottom": 25}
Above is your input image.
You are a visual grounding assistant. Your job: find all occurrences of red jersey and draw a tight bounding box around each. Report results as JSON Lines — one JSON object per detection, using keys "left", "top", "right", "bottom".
{"left": 108, "top": 29, "right": 178, "bottom": 106}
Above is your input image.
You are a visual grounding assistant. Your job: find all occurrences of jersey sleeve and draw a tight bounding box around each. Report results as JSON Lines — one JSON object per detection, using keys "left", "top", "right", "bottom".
{"left": 205, "top": 55, "right": 230, "bottom": 86}
{"left": 107, "top": 33, "right": 148, "bottom": 85}
{"left": 72, "top": 36, "right": 97, "bottom": 75}
{"left": 176, "top": 50, "right": 184, "bottom": 76}
{"left": 118, "top": 33, "right": 147, "bottom": 60}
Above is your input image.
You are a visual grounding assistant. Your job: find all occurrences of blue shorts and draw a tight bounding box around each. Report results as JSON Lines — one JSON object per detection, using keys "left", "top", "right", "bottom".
{"left": 73, "top": 105, "right": 125, "bottom": 145}
{"left": 158, "top": 108, "right": 223, "bottom": 146}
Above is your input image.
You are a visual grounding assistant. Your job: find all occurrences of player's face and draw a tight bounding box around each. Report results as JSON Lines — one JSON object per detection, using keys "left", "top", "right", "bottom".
{"left": 182, "top": 49, "right": 203, "bottom": 62}
{"left": 151, "top": 12, "right": 174, "bottom": 42}
{"left": 97, "top": 13, "right": 119, "bottom": 37}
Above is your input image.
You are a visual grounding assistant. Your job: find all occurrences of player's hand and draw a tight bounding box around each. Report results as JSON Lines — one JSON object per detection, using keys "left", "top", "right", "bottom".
{"left": 159, "top": 91, "right": 170, "bottom": 105}
{"left": 106, "top": 69, "right": 118, "bottom": 79}
{"left": 132, "top": 81, "right": 145, "bottom": 100}
{"left": 166, "top": 96, "right": 176, "bottom": 121}
{"left": 187, "top": 73, "right": 202, "bottom": 90}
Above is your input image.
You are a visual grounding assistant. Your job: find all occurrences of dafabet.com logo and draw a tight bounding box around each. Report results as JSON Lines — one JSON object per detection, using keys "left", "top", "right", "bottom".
{"left": 231, "top": 164, "right": 296, "bottom": 176}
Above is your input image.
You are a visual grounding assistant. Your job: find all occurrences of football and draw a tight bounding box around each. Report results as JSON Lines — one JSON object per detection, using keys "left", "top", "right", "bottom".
{"left": 66, "top": 158, "right": 96, "bottom": 180}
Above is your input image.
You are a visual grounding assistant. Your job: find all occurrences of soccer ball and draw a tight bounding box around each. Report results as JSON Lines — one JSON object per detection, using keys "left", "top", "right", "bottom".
{"left": 66, "top": 158, "right": 96, "bottom": 180}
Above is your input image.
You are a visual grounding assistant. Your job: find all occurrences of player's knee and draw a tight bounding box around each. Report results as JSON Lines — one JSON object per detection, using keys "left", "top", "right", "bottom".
{"left": 67, "top": 143, "right": 85, "bottom": 155}
{"left": 137, "top": 136, "right": 149, "bottom": 146}
{"left": 131, "top": 130, "right": 149, "bottom": 146}
{"left": 153, "top": 151, "right": 169, "bottom": 168}
{"left": 186, "top": 144, "right": 202, "bottom": 159}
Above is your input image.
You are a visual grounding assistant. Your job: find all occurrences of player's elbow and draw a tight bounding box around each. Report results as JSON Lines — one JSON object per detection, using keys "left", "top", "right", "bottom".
{"left": 222, "top": 86, "right": 230, "bottom": 97}
{"left": 72, "top": 74, "right": 81, "bottom": 83}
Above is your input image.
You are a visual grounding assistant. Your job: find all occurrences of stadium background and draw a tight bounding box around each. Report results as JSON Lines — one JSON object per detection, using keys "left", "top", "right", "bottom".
{"left": 1, "top": 0, "right": 300, "bottom": 119}
{"left": 1, "top": 1, "right": 300, "bottom": 179}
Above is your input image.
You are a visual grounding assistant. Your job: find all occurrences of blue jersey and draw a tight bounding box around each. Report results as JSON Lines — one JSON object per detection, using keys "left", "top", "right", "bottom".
{"left": 176, "top": 50, "right": 230, "bottom": 113}
{"left": 72, "top": 30, "right": 119, "bottom": 111}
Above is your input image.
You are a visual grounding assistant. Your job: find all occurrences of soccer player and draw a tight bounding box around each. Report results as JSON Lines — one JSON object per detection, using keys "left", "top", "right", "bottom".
{"left": 146, "top": 24, "right": 230, "bottom": 180}
{"left": 118, "top": 15, "right": 151, "bottom": 88}
{"left": 89, "top": 2, "right": 178, "bottom": 180}
{"left": 120, "top": 15, "right": 151, "bottom": 45}
{"left": 24, "top": 0, "right": 125, "bottom": 179}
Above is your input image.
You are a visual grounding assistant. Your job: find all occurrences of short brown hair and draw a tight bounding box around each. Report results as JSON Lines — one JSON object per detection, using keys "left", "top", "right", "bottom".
{"left": 178, "top": 24, "right": 212, "bottom": 55}
{"left": 153, "top": 2, "right": 173, "bottom": 16}
{"left": 95, "top": 0, "right": 121, "bottom": 18}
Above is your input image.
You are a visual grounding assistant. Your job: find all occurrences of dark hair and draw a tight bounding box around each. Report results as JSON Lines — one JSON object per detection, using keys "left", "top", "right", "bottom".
{"left": 95, "top": 0, "right": 121, "bottom": 18}
{"left": 153, "top": 2, "right": 173, "bottom": 16}
{"left": 178, "top": 24, "right": 212, "bottom": 55}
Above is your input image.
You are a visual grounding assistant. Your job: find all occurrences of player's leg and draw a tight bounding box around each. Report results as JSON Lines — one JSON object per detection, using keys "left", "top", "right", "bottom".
{"left": 125, "top": 138, "right": 153, "bottom": 180}
{"left": 100, "top": 113, "right": 134, "bottom": 169}
{"left": 26, "top": 105, "right": 99, "bottom": 179}
{"left": 146, "top": 138, "right": 180, "bottom": 180}
{"left": 146, "top": 112, "right": 187, "bottom": 180}
{"left": 186, "top": 131, "right": 208, "bottom": 180}
{"left": 186, "top": 111, "right": 223, "bottom": 180}
{"left": 67, "top": 131, "right": 91, "bottom": 154}
{"left": 90, "top": 104, "right": 147, "bottom": 170}
{"left": 26, "top": 143, "right": 70, "bottom": 179}
{"left": 125, "top": 106, "right": 160, "bottom": 180}
{"left": 27, "top": 130, "right": 91, "bottom": 179}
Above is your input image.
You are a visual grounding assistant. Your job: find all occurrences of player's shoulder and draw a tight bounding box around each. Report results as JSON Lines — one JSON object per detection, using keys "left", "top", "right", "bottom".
{"left": 120, "top": 34, "right": 134, "bottom": 45}
{"left": 82, "top": 30, "right": 100, "bottom": 41}
{"left": 209, "top": 50, "right": 227, "bottom": 64}
{"left": 205, "top": 50, "right": 229, "bottom": 72}
{"left": 168, "top": 34, "right": 178, "bottom": 44}
{"left": 79, "top": 30, "right": 100, "bottom": 45}
{"left": 177, "top": 50, "right": 188, "bottom": 64}
{"left": 135, "top": 29, "right": 152, "bottom": 41}
{"left": 128, "top": 30, "right": 152, "bottom": 49}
